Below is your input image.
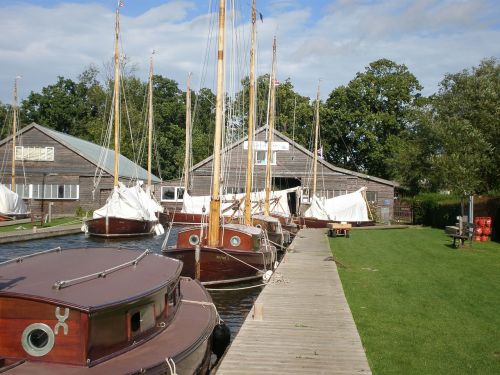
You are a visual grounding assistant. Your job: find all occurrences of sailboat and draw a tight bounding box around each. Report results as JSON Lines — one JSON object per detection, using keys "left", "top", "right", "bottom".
{"left": 296, "top": 82, "right": 372, "bottom": 228}
{"left": 0, "top": 77, "right": 30, "bottom": 221}
{"left": 249, "top": 37, "right": 292, "bottom": 249}
{"left": 85, "top": 4, "right": 161, "bottom": 237}
{"left": 162, "top": 0, "right": 276, "bottom": 285}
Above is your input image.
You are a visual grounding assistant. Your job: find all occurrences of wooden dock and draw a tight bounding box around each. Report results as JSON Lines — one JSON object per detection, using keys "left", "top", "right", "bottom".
{"left": 216, "top": 228, "right": 372, "bottom": 374}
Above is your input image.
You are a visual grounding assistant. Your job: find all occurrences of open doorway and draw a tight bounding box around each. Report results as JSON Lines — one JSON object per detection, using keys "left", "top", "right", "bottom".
{"left": 272, "top": 177, "right": 301, "bottom": 215}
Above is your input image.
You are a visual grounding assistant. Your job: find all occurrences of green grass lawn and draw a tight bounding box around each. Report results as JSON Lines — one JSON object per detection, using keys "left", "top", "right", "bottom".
{"left": 0, "top": 217, "right": 81, "bottom": 233}
{"left": 330, "top": 227, "right": 500, "bottom": 375}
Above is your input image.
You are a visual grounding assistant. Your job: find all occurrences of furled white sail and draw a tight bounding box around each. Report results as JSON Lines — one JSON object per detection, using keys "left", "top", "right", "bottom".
{"left": 304, "top": 187, "right": 370, "bottom": 222}
{"left": 93, "top": 181, "right": 159, "bottom": 221}
{"left": 181, "top": 187, "right": 297, "bottom": 217}
{"left": 0, "top": 183, "right": 29, "bottom": 215}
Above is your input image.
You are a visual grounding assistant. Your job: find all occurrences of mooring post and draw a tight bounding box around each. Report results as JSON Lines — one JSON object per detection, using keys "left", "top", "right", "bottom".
{"left": 195, "top": 244, "right": 201, "bottom": 280}
{"left": 253, "top": 302, "right": 263, "bottom": 321}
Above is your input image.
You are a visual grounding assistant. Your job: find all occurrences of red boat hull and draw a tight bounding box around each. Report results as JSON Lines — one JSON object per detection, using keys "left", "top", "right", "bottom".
{"left": 85, "top": 217, "right": 156, "bottom": 237}
{"left": 163, "top": 224, "right": 276, "bottom": 285}
{"left": 165, "top": 246, "right": 274, "bottom": 285}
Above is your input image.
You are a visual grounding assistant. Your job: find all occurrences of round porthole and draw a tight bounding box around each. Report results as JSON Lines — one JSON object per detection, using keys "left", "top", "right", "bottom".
{"left": 21, "top": 323, "right": 55, "bottom": 357}
{"left": 188, "top": 234, "right": 200, "bottom": 246}
{"left": 230, "top": 236, "right": 241, "bottom": 247}
{"left": 255, "top": 224, "right": 262, "bottom": 229}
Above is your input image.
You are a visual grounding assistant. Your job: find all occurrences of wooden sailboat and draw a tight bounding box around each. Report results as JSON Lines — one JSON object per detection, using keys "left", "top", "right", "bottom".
{"left": 0, "top": 246, "right": 220, "bottom": 374}
{"left": 162, "top": 0, "right": 276, "bottom": 285}
{"left": 250, "top": 37, "right": 292, "bottom": 249}
{"left": 0, "top": 77, "right": 30, "bottom": 221}
{"left": 295, "top": 81, "right": 332, "bottom": 228}
{"left": 85, "top": 5, "right": 159, "bottom": 237}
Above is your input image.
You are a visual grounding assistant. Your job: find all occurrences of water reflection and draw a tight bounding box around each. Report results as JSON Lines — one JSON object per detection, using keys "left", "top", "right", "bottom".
{"left": 0, "top": 230, "right": 262, "bottom": 341}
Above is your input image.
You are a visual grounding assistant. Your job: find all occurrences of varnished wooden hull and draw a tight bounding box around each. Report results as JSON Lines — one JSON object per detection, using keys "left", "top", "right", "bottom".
{"left": 85, "top": 217, "right": 156, "bottom": 237}
{"left": 164, "top": 246, "right": 274, "bottom": 285}
{"left": 159, "top": 211, "right": 206, "bottom": 226}
{"left": 163, "top": 224, "right": 277, "bottom": 285}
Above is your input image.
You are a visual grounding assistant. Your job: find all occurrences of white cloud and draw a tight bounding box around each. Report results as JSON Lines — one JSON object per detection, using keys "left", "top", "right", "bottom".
{"left": 0, "top": 0, "right": 499, "bottom": 105}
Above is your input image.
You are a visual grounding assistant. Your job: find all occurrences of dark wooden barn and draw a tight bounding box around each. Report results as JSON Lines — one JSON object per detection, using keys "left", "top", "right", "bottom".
{"left": 161, "top": 126, "right": 399, "bottom": 222}
{"left": 0, "top": 123, "right": 162, "bottom": 217}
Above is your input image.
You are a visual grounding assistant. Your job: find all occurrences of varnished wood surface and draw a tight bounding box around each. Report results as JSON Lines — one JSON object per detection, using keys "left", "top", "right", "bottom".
{"left": 216, "top": 228, "right": 372, "bottom": 375}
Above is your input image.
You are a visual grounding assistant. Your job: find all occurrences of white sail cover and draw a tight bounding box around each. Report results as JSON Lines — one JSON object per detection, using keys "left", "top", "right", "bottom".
{"left": 304, "top": 187, "right": 370, "bottom": 222}
{"left": 93, "top": 181, "right": 159, "bottom": 221}
{"left": 181, "top": 187, "right": 297, "bottom": 217}
{"left": 0, "top": 183, "right": 29, "bottom": 215}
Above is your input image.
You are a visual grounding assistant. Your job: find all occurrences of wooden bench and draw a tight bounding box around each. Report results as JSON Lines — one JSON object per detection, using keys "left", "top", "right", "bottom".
{"left": 444, "top": 216, "right": 471, "bottom": 248}
{"left": 327, "top": 223, "right": 352, "bottom": 238}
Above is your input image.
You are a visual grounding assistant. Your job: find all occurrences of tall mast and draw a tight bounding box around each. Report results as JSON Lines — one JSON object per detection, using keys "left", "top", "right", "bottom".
{"left": 113, "top": 3, "right": 121, "bottom": 187}
{"left": 147, "top": 53, "right": 154, "bottom": 189}
{"left": 312, "top": 80, "right": 320, "bottom": 197}
{"left": 183, "top": 73, "right": 192, "bottom": 192}
{"left": 264, "top": 37, "right": 277, "bottom": 215}
{"left": 244, "top": 0, "right": 257, "bottom": 225}
{"left": 208, "top": 0, "right": 226, "bottom": 247}
{"left": 11, "top": 77, "right": 19, "bottom": 191}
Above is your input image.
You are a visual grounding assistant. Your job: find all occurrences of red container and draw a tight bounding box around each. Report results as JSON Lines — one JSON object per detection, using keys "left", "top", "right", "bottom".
{"left": 482, "top": 227, "right": 491, "bottom": 236}
{"left": 480, "top": 235, "right": 489, "bottom": 242}
{"left": 485, "top": 217, "right": 492, "bottom": 227}
{"left": 474, "top": 235, "right": 482, "bottom": 241}
{"left": 478, "top": 218, "right": 486, "bottom": 227}
{"left": 474, "top": 227, "right": 483, "bottom": 235}
{"left": 474, "top": 217, "right": 481, "bottom": 226}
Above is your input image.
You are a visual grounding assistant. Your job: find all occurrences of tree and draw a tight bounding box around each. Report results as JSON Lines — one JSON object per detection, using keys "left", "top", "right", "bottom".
{"left": 323, "top": 59, "right": 423, "bottom": 179}
{"left": 430, "top": 58, "right": 500, "bottom": 192}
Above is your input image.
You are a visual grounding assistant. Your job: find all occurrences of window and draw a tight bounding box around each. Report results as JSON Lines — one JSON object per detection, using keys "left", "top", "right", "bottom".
{"left": 333, "top": 190, "right": 347, "bottom": 197}
{"left": 15, "top": 146, "right": 54, "bottom": 161}
{"left": 255, "top": 150, "right": 276, "bottom": 165}
{"left": 365, "top": 191, "right": 377, "bottom": 203}
{"left": 5, "top": 184, "right": 30, "bottom": 199}
{"left": 31, "top": 184, "right": 79, "bottom": 200}
{"left": 161, "top": 186, "right": 184, "bottom": 202}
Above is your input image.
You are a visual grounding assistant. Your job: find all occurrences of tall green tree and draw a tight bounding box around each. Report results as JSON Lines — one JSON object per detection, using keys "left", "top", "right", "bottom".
{"left": 323, "top": 59, "right": 423, "bottom": 179}
{"left": 431, "top": 58, "right": 500, "bottom": 192}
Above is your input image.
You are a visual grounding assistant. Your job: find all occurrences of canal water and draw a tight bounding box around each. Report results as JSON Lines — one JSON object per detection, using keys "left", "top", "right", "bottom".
{"left": 0, "top": 228, "right": 263, "bottom": 341}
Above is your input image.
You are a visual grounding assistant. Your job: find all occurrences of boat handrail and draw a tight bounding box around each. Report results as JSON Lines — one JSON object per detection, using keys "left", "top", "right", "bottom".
{"left": 0, "top": 246, "right": 62, "bottom": 266}
{"left": 52, "top": 249, "right": 151, "bottom": 290}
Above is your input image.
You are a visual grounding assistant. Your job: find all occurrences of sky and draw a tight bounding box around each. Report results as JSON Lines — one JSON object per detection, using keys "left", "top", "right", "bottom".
{"left": 0, "top": 0, "right": 499, "bottom": 104}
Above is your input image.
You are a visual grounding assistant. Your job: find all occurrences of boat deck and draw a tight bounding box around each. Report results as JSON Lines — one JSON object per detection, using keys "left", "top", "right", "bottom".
{"left": 216, "top": 228, "right": 372, "bottom": 374}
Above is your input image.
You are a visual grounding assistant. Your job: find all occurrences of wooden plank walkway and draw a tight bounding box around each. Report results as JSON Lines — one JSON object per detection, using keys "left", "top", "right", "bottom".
{"left": 216, "top": 228, "right": 372, "bottom": 375}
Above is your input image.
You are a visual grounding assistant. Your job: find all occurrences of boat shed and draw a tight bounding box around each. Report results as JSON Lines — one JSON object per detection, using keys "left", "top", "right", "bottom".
{"left": 0, "top": 123, "right": 162, "bottom": 217}
{"left": 162, "top": 125, "right": 400, "bottom": 222}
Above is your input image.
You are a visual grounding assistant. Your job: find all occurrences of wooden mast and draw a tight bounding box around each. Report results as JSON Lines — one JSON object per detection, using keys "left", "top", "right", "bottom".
{"left": 312, "top": 80, "right": 320, "bottom": 197}
{"left": 113, "top": 3, "right": 121, "bottom": 187}
{"left": 147, "top": 53, "right": 154, "bottom": 189}
{"left": 183, "top": 73, "right": 192, "bottom": 193}
{"left": 11, "top": 77, "right": 19, "bottom": 191}
{"left": 208, "top": 0, "right": 226, "bottom": 247}
{"left": 264, "top": 37, "right": 277, "bottom": 215}
{"left": 244, "top": 0, "right": 257, "bottom": 225}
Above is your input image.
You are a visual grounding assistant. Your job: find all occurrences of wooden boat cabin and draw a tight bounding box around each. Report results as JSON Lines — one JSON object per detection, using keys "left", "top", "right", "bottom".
{"left": 0, "top": 247, "right": 217, "bottom": 374}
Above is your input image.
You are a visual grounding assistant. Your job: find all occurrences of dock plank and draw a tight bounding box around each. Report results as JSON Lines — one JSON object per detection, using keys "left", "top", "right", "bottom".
{"left": 216, "top": 228, "right": 371, "bottom": 374}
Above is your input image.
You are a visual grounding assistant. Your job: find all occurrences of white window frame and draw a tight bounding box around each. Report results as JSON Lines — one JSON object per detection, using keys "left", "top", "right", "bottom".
{"left": 366, "top": 191, "right": 378, "bottom": 203}
{"left": 161, "top": 186, "right": 184, "bottom": 202}
{"left": 255, "top": 150, "right": 277, "bottom": 166}
{"left": 15, "top": 146, "right": 55, "bottom": 161}
{"left": 32, "top": 184, "right": 79, "bottom": 200}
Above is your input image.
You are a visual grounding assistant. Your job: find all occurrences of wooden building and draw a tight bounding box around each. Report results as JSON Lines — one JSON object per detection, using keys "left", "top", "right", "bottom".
{"left": 162, "top": 126, "right": 399, "bottom": 222}
{"left": 0, "top": 123, "right": 161, "bottom": 217}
